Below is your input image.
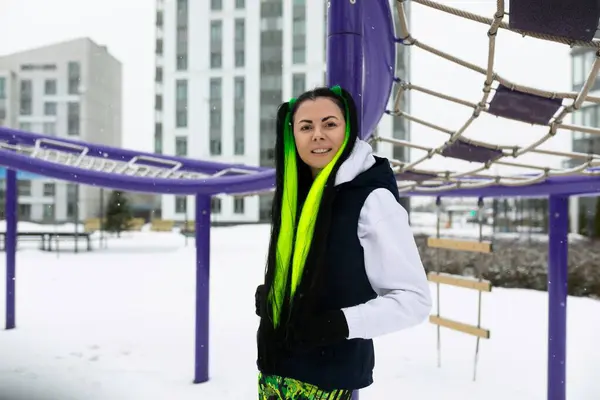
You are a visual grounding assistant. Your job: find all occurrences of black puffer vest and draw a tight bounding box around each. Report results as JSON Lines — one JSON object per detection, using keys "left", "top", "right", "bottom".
{"left": 257, "top": 156, "right": 400, "bottom": 391}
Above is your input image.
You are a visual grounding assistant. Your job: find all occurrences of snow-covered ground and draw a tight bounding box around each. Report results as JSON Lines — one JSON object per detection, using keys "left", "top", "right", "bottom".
{"left": 0, "top": 223, "right": 598, "bottom": 399}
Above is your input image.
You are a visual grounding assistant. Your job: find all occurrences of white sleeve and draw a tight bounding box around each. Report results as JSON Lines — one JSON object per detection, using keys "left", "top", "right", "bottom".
{"left": 341, "top": 188, "right": 432, "bottom": 340}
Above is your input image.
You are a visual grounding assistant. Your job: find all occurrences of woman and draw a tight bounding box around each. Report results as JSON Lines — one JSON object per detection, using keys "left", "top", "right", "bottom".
{"left": 255, "top": 85, "right": 431, "bottom": 399}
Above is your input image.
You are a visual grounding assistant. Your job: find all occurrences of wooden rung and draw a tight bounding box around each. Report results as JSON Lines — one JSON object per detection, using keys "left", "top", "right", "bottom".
{"left": 428, "top": 272, "right": 492, "bottom": 292}
{"left": 427, "top": 237, "right": 493, "bottom": 254}
{"left": 429, "top": 315, "right": 490, "bottom": 339}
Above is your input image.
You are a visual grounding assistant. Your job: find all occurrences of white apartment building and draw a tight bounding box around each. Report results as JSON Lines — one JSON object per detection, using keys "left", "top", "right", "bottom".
{"left": 0, "top": 38, "right": 122, "bottom": 222}
{"left": 568, "top": 48, "right": 600, "bottom": 234}
{"left": 155, "top": 0, "right": 411, "bottom": 223}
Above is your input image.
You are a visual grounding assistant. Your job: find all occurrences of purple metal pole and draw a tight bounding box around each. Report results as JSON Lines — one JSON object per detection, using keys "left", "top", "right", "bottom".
{"left": 328, "top": 2, "right": 363, "bottom": 399}
{"left": 547, "top": 196, "right": 568, "bottom": 400}
{"left": 193, "top": 195, "right": 211, "bottom": 383}
{"left": 327, "top": 0, "right": 364, "bottom": 139}
{"left": 5, "top": 168, "right": 17, "bottom": 330}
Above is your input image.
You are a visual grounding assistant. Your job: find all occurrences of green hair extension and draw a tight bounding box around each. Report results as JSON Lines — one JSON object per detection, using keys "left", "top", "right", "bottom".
{"left": 269, "top": 86, "right": 351, "bottom": 328}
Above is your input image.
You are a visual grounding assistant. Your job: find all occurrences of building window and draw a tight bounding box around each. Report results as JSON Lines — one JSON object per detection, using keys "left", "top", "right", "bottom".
{"left": 292, "top": 49, "right": 305, "bottom": 64}
{"left": 43, "top": 204, "right": 55, "bottom": 221}
{"left": 43, "top": 183, "right": 55, "bottom": 196}
{"left": 44, "top": 102, "right": 57, "bottom": 116}
{"left": 67, "top": 102, "right": 80, "bottom": 135}
{"left": 177, "top": 55, "right": 188, "bottom": 71}
{"left": 573, "top": 105, "right": 600, "bottom": 140}
{"left": 292, "top": 1, "right": 306, "bottom": 64}
{"left": 66, "top": 184, "right": 77, "bottom": 219}
{"left": 18, "top": 204, "right": 31, "bottom": 220}
{"left": 292, "top": 73, "right": 305, "bottom": 96}
{"left": 259, "top": 1, "right": 284, "bottom": 170}
{"left": 155, "top": 67, "right": 163, "bottom": 83}
{"left": 20, "top": 80, "right": 32, "bottom": 115}
{"left": 18, "top": 180, "right": 31, "bottom": 196}
{"left": 572, "top": 51, "right": 596, "bottom": 89}
{"left": 67, "top": 202, "right": 76, "bottom": 218}
{"left": 259, "top": 194, "right": 272, "bottom": 221}
{"left": 176, "top": 79, "right": 188, "bottom": 128}
{"left": 235, "top": 19, "right": 245, "bottom": 68}
{"left": 234, "top": 197, "right": 245, "bottom": 214}
{"left": 210, "top": 78, "right": 222, "bottom": 155}
{"left": 156, "top": 38, "right": 163, "bottom": 55}
{"left": 0, "top": 77, "right": 5, "bottom": 99}
{"left": 176, "top": 0, "right": 188, "bottom": 71}
{"left": 234, "top": 77, "right": 245, "bottom": 155}
{"left": 211, "top": 197, "right": 222, "bottom": 213}
{"left": 572, "top": 53, "right": 585, "bottom": 87}
{"left": 156, "top": 10, "right": 163, "bottom": 26}
{"left": 43, "top": 122, "right": 56, "bottom": 135}
{"left": 210, "top": 20, "right": 223, "bottom": 69}
{"left": 155, "top": 123, "right": 163, "bottom": 154}
{"left": 44, "top": 79, "right": 57, "bottom": 95}
{"left": 175, "top": 196, "right": 187, "bottom": 213}
{"left": 155, "top": 94, "right": 163, "bottom": 111}
{"left": 19, "top": 122, "right": 31, "bottom": 131}
{"left": 175, "top": 136, "right": 187, "bottom": 156}
{"left": 20, "top": 64, "right": 56, "bottom": 71}
{"left": 68, "top": 61, "right": 81, "bottom": 94}
{"left": 211, "top": 0, "right": 222, "bottom": 10}
{"left": 235, "top": 0, "right": 245, "bottom": 8}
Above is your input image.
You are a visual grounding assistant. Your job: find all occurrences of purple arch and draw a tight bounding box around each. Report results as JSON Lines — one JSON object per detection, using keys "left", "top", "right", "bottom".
{"left": 0, "top": 142, "right": 275, "bottom": 195}
{"left": 327, "top": 0, "right": 395, "bottom": 140}
{"left": 361, "top": 0, "right": 395, "bottom": 140}
{"left": 0, "top": 127, "right": 267, "bottom": 176}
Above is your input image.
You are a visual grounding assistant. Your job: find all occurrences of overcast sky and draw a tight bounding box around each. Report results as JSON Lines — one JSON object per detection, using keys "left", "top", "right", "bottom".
{"left": 0, "top": 0, "right": 574, "bottom": 179}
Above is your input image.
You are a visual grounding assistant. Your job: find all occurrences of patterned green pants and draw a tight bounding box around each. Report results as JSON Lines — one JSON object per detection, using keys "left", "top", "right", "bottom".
{"left": 258, "top": 373, "right": 352, "bottom": 400}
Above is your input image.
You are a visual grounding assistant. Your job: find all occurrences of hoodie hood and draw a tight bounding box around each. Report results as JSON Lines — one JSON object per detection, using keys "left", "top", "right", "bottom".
{"left": 334, "top": 139, "right": 399, "bottom": 194}
{"left": 334, "top": 139, "right": 376, "bottom": 186}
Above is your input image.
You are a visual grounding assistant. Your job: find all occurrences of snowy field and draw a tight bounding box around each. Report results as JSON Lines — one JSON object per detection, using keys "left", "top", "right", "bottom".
{"left": 0, "top": 223, "right": 598, "bottom": 399}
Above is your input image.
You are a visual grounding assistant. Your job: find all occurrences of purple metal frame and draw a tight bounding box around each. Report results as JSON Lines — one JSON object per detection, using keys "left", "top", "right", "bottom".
{"left": 547, "top": 196, "right": 568, "bottom": 399}
{"left": 0, "top": 127, "right": 267, "bottom": 175}
{"left": 194, "top": 195, "right": 211, "bottom": 383}
{"left": 0, "top": 0, "right": 576, "bottom": 399}
{"left": 4, "top": 168, "right": 16, "bottom": 330}
{"left": 404, "top": 173, "right": 600, "bottom": 198}
{"left": 0, "top": 142, "right": 275, "bottom": 195}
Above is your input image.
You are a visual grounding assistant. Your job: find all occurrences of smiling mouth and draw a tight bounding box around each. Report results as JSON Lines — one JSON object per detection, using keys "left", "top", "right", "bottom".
{"left": 311, "top": 148, "right": 332, "bottom": 154}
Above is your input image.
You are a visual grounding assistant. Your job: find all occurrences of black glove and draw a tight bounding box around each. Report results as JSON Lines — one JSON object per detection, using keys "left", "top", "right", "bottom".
{"left": 287, "top": 309, "right": 349, "bottom": 351}
{"left": 255, "top": 284, "right": 266, "bottom": 317}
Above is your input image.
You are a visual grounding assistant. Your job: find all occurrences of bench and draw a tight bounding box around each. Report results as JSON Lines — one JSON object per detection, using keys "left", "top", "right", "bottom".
{"left": 0, "top": 231, "right": 93, "bottom": 252}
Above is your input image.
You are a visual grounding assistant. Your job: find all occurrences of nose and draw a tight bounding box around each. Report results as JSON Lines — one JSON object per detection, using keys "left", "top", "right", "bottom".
{"left": 311, "top": 127, "right": 325, "bottom": 141}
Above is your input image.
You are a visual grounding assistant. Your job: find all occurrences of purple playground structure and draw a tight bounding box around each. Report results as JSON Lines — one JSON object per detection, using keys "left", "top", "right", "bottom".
{"left": 3, "top": 0, "right": 600, "bottom": 399}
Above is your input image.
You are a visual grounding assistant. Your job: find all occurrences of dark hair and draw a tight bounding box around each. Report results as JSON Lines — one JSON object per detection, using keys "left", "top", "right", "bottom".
{"left": 258, "top": 87, "right": 359, "bottom": 360}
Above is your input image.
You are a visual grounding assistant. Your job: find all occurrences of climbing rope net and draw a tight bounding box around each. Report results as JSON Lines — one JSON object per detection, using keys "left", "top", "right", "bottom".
{"left": 377, "top": 0, "right": 600, "bottom": 193}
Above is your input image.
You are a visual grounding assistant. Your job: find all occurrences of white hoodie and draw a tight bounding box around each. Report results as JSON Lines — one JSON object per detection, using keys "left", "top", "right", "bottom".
{"left": 335, "top": 139, "right": 432, "bottom": 340}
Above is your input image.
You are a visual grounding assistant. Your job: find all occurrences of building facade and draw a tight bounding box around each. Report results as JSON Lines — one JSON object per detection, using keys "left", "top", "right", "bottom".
{"left": 154, "top": 0, "right": 411, "bottom": 223}
{"left": 568, "top": 48, "right": 599, "bottom": 234}
{"left": 0, "top": 38, "right": 122, "bottom": 222}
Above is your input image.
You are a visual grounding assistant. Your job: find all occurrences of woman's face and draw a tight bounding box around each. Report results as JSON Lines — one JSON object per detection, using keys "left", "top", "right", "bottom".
{"left": 293, "top": 97, "right": 346, "bottom": 177}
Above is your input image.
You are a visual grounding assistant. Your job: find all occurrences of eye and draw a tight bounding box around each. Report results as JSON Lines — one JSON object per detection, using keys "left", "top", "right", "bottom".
{"left": 299, "top": 124, "right": 312, "bottom": 131}
{"left": 325, "top": 122, "right": 337, "bottom": 128}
